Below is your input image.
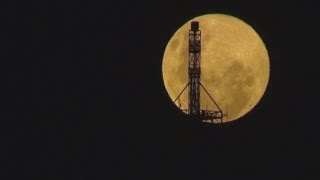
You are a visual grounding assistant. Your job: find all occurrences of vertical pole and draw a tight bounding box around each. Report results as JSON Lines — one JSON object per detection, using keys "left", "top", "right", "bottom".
{"left": 188, "top": 21, "right": 201, "bottom": 115}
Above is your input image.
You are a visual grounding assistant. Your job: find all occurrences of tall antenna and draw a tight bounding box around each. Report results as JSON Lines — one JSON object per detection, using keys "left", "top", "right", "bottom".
{"left": 188, "top": 21, "right": 201, "bottom": 115}
{"left": 174, "top": 21, "right": 223, "bottom": 124}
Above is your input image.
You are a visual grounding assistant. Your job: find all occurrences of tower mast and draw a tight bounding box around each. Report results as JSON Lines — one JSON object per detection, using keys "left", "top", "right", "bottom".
{"left": 174, "top": 21, "right": 224, "bottom": 123}
{"left": 188, "top": 22, "right": 201, "bottom": 115}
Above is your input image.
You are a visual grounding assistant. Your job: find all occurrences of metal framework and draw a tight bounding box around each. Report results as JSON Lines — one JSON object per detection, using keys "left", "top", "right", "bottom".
{"left": 174, "top": 21, "right": 224, "bottom": 123}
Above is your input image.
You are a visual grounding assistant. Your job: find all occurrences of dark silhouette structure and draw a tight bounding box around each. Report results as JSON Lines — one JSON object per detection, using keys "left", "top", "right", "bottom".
{"left": 174, "top": 21, "right": 224, "bottom": 123}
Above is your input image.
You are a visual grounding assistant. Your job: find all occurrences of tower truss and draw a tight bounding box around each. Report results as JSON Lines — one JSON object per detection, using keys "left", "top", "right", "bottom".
{"left": 174, "top": 21, "right": 224, "bottom": 123}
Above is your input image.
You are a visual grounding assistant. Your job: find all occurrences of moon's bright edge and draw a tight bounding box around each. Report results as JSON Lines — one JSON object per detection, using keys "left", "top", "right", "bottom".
{"left": 162, "top": 14, "right": 269, "bottom": 122}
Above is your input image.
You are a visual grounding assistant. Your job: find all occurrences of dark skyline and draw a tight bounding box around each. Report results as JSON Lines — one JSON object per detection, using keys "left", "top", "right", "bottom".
{"left": 3, "top": 0, "right": 319, "bottom": 179}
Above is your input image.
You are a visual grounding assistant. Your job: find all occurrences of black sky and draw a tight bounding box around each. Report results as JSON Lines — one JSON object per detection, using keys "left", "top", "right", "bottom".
{"left": 3, "top": 0, "right": 320, "bottom": 179}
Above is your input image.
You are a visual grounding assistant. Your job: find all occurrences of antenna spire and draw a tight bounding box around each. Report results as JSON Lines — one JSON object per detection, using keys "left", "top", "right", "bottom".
{"left": 174, "top": 21, "right": 223, "bottom": 124}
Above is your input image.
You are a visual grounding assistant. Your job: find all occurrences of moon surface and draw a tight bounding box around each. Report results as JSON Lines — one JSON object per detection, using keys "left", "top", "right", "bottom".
{"left": 162, "top": 14, "right": 269, "bottom": 122}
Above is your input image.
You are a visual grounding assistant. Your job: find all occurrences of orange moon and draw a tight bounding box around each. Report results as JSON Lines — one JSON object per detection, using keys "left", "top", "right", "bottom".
{"left": 162, "top": 14, "right": 269, "bottom": 122}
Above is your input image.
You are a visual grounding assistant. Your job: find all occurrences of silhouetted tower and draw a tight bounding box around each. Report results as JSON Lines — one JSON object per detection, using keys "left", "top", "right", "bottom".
{"left": 188, "top": 22, "right": 201, "bottom": 115}
{"left": 174, "top": 21, "right": 224, "bottom": 123}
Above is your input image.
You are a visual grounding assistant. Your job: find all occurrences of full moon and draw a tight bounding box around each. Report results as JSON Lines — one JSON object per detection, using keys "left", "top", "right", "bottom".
{"left": 162, "top": 14, "right": 269, "bottom": 122}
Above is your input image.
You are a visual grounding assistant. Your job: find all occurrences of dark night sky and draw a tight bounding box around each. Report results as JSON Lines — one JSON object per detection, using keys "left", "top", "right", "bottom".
{"left": 2, "top": 0, "right": 320, "bottom": 179}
